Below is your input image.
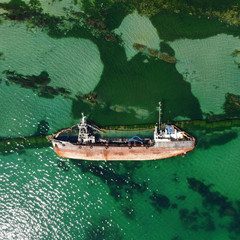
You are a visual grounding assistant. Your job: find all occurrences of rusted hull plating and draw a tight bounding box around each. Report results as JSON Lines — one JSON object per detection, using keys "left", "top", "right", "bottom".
{"left": 52, "top": 140, "right": 195, "bottom": 161}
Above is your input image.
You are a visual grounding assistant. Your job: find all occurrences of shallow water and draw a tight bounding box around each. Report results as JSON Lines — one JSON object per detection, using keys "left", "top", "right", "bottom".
{"left": 1, "top": 4, "right": 240, "bottom": 240}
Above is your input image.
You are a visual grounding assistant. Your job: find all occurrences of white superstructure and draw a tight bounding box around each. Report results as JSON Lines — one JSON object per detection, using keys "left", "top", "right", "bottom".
{"left": 77, "top": 113, "right": 96, "bottom": 143}
{"left": 154, "top": 102, "right": 184, "bottom": 142}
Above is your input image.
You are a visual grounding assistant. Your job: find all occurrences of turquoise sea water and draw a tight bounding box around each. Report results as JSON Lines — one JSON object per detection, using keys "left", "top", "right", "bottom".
{"left": 1, "top": 3, "right": 240, "bottom": 240}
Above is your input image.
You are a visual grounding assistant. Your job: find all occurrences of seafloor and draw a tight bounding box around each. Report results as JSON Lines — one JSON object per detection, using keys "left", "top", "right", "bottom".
{"left": 0, "top": 0, "right": 240, "bottom": 239}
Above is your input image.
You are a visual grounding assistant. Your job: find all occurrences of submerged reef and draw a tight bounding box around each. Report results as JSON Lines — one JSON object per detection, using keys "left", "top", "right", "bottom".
{"left": 133, "top": 43, "right": 177, "bottom": 63}
{"left": 2, "top": 70, "right": 71, "bottom": 99}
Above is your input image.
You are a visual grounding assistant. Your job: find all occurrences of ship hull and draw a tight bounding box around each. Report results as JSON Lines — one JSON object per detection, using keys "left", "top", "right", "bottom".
{"left": 52, "top": 139, "right": 195, "bottom": 161}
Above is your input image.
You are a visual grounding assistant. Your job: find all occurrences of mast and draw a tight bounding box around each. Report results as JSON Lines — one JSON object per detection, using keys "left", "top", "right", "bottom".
{"left": 81, "top": 112, "right": 86, "bottom": 125}
{"left": 158, "top": 101, "right": 162, "bottom": 130}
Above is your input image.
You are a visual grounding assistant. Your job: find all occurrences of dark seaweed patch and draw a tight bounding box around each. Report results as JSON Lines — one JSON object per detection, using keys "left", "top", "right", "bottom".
{"left": 57, "top": 160, "right": 70, "bottom": 171}
{"left": 150, "top": 192, "right": 171, "bottom": 213}
{"left": 3, "top": 70, "right": 50, "bottom": 87}
{"left": 0, "top": 0, "right": 63, "bottom": 29}
{"left": 3, "top": 70, "right": 71, "bottom": 99}
{"left": 187, "top": 178, "right": 238, "bottom": 218}
{"left": 36, "top": 120, "right": 49, "bottom": 135}
{"left": 85, "top": 217, "right": 123, "bottom": 240}
{"left": 187, "top": 178, "right": 240, "bottom": 235}
{"left": 120, "top": 204, "right": 135, "bottom": 220}
{"left": 0, "top": 52, "right": 4, "bottom": 61}
{"left": 71, "top": 160, "right": 148, "bottom": 202}
{"left": 179, "top": 208, "right": 215, "bottom": 232}
{"left": 224, "top": 93, "right": 240, "bottom": 117}
{"left": 171, "top": 203, "right": 178, "bottom": 209}
{"left": 176, "top": 195, "right": 186, "bottom": 201}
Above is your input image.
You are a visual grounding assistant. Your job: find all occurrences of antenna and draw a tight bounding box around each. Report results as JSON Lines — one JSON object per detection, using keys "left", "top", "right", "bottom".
{"left": 159, "top": 101, "right": 162, "bottom": 129}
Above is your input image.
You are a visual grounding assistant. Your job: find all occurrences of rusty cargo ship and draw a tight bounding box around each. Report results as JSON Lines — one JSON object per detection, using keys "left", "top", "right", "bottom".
{"left": 51, "top": 103, "right": 195, "bottom": 161}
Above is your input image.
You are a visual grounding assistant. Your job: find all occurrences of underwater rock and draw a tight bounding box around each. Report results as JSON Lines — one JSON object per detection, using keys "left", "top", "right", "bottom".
{"left": 133, "top": 43, "right": 147, "bottom": 51}
{"left": 148, "top": 48, "right": 158, "bottom": 56}
{"left": 81, "top": 92, "right": 99, "bottom": 105}
{"left": 133, "top": 42, "right": 177, "bottom": 63}
{"left": 157, "top": 52, "right": 177, "bottom": 63}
